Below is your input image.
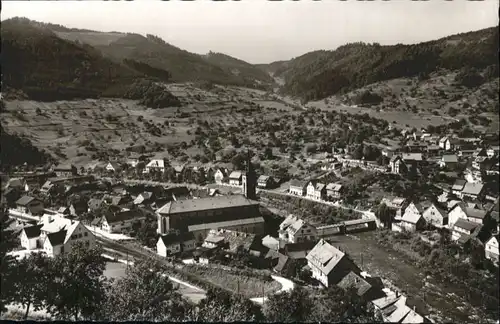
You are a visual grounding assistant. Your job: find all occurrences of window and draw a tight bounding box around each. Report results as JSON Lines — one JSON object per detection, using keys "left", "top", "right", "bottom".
{"left": 84, "top": 232, "right": 88, "bottom": 237}
{"left": 60, "top": 246, "right": 65, "bottom": 254}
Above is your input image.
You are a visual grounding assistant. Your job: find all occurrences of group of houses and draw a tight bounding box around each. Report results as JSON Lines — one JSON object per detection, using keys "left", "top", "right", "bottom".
{"left": 289, "top": 179, "right": 345, "bottom": 201}
{"left": 18, "top": 212, "right": 96, "bottom": 258}
{"left": 382, "top": 195, "right": 499, "bottom": 264}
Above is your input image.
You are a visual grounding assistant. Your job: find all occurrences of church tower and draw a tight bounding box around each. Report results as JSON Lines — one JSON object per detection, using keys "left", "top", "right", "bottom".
{"left": 242, "top": 150, "right": 257, "bottom": 200}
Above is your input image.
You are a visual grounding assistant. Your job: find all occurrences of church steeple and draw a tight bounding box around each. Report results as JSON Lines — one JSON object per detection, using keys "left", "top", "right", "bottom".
{"left": 242, "top": 150, "right": 256, "bottom": 200}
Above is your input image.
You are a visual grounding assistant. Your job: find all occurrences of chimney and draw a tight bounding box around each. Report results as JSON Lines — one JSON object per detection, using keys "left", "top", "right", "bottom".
{"left": 396, "top": 291, "right": 399, "bottom": 298}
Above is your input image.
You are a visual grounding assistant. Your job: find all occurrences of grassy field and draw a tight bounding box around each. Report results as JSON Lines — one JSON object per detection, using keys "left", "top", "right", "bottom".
{"left": 183, "top": 265, "right": 281, "bottom": 298}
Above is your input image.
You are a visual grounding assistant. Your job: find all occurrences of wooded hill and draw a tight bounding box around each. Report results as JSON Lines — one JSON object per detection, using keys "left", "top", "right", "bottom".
{"left": 1, "top": 17, "right": 274, "bottom": 102}
{"left": 260, "top": 27, "right": 499, "bottom": 102}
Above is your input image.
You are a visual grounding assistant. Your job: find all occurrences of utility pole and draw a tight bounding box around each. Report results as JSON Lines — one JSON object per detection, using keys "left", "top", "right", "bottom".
{"left": 262, "top": 286, "right": 265, "bottom": 305}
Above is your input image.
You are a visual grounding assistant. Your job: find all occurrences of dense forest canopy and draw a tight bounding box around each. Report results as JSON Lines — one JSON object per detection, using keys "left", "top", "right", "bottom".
{"left": 264, "top": 27, "right": 499, "bottom": 101}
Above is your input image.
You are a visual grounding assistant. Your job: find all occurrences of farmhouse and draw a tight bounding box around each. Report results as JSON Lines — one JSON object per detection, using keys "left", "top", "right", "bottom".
{"left": 289, "top": 179, "right": 307, "bottom": 196}
{"left": 438, "top": 137, "right": 452, "bottom": 151}
{"left": 381, "top": 197, "right": 408, "bottom": 218}
{"left": 133, "top": 192, "right": 154, "bottom": 205}
{"left": 422, "top": 204, "right": 448, "bottom": 228}
{"left": 306, "top": 239, "right": 360, "bottom": 287}
{"left": 157, "top": 231, "right": 196, "bottom": 257}
{"left": 229, "top": 171, "right": 243, "bottom": 186}
{"left": 156, "top": 194, "right": 264, "bottom": 241}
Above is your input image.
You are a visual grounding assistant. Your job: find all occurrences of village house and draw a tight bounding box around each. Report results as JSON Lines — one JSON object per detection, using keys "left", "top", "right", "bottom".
{"left": 460, "top": 182, "right": 485, "bottom": 201}
{"left": 426, "top": 144, "right": 441, "bottom": 157}
{"left": 278, "top": 214, "right": 317, "bottom": 243}
{"left": 306, "top": 239, "right": 361, "bottom": 287}
{"left": 214, "top": 168, "right": 228, "bottom": 184}
{"left": 402, "top": 153, "right": 424, "bottom": 165}
{"left": 422, "top": 204, "right": 448, "bottom": 228}
{"left": 325, "top": 183, "right": 344, "bottom": 200}
{"left": 97, "top": 209, "right": 146, "bottom": 234}
{"left": 438, "top": 136, "right": 453, "bottom": 151}
{"left": 5, "top": 178, "right": 29, "bottom": 193}
{"left": 289, "top": 179, "right": 307, "bottom": 196}
{"left": 438, "top": 155, "right": 459, "bottom": 168}
{"left": 38, "top": 214, "right": 96, "bottom": 257}
{"left": 53, "top": 164, "right": 78, "bottom": 177}
{"left": 397, "top": 202, "right": 425, "bottom": 232}
{"left": 306, "top": 181, "right": 326, "bottom": 201}
{"left": 165, "top": 186, "right": 192, "bottom": 201}
{"left": 126, "top": 156, "right": 140, "bottom": 168}
{"left": 485, "top": 235, "right": 499, "bottom": 264}
{"left": 381, "top": 197, "right": 409, "bottom": 219}
{"left": 257, "top": 175, "right": 274, "bottom": 189}
{"left": 337, "top": 271, "right": 386, "bottom": 302}
{"left": 87, "top": 197, "right": 104, "bottom": 213}
{"left": 20, "top": 224, "right": 43, "bottom": 250}
{"left": 473, "top": 147, "right": 488, "bottom": 159}
{"left": 202, "top": 234, "right": 227, "bottom": 250}
{"left": 156, "top": 231, "right": 196, "bottom": 257}
{"left": 208, "top": 228, "right": 260, "bottom": 256}
{"left": 229, "top": 171, "right": 243, "bottom": 186}
{"left": 451, "top": 179, "right": 467, "bottom": 197}
{"left": 144, "top": 159, "right": 166, "bottom": 173}
{"left": 405, "top": 141, "right": 427, "bottom": 153}
{"left": 389, "top": 155, "right": 406, "bottom": 174}
{"left": 451, "top": 218, "right": 482, "bottom": 243}
{"left": 105, "top": 161, "right": 122, "bottom": 173}
{"left": 15, "top": 196, "right": 44, "bottom": 216}
{"left": 133, "top": 192, "right": 154, "bottom": 205}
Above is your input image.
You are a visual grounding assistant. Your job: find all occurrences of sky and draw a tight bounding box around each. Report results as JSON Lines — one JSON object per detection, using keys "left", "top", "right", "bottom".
{"left": 2, "top": 0, "right": 498, "bottom": 64}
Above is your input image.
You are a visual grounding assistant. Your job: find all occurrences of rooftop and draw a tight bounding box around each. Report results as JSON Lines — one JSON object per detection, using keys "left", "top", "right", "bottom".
{"left": 156, "top": 195, "right": 259, "bottom": 215}
{"left": 306, "top": 239, "right": 345, "bottom": 276}
{"left": 454, "top": 218, "right": 480, "bottom": 232}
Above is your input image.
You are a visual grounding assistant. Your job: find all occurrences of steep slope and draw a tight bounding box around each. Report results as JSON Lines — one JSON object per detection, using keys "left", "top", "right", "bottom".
{"left": 54, "top": 28, "right": 272, "bottom": 89}
{"left": 1, "top": 17, "right": 141, "bottom": 101}
{"left": 275, "top": 27, "right": 499, "bottom": 102}
{"left": 202, "top": 51, "right": 274, "bottom": 87}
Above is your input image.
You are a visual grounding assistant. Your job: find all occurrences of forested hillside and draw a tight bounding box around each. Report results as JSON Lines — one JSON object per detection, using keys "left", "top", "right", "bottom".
{"left": 0, "top": 124, "right": 52, "bottom": 171}
{"left": 202, "top": 51, "right": 274, "bottom": 87}
{"left": 1, "top": 18, "right": 143, "bottom": 101}
{"left": 263, "top": 27, "right": 499, "bottom": 102}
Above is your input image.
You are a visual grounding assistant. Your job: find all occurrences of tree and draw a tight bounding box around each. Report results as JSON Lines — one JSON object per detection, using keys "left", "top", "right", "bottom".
{"left": 0, "top": 205, "right": 18, "bottom": 312}
{"left": 263, "top": 147, "right": 274, "bottom": 160}
{"left": 46, "top": 243, "right": 107, "bottom": 320}
{"left": 310, "top": 286, "right": 382, "bottom": 323}
{"left": 194, "top": 288, "right": 263, "bottom": 322}
{"left": 14, "top": 252, "right": 51, "bottom": 319}
{"left": 375, "top": 203, "right": 394, "bottom": 228}
{"left": 264, "top": 287, "right": 313, "bottom": 322}
{"left": 231, "top": 153, "right": 246, "bottom": 170}
{"left": 104, "top": 259, "right": 189, "bottom": 321}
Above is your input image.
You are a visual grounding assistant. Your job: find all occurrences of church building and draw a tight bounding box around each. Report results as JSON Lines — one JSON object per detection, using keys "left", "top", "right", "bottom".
{"left": 156, "top": 151, "right": 263, "bottom": 241}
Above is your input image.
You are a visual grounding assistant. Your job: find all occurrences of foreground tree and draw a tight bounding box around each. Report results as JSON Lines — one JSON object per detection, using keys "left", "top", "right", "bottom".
{"left": 46, "top": 243, "right": 107, "bottom": 320}
{"left": 0, "top": 205, "right": 18, "bottom": 312}
{"left": 14, "top": 252, "right": 51, "bottom": 319}
{"left": 310, "top": 286, "right": 382, "bottom": 323}
{"left": 193, "top": 288, "right": 263, "bottom": 322}
{"left": 104, "top": 259, "right": 190, "bottom": 321}
{"left": 264, "top": 287, "right": 313, "bottom": 322}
